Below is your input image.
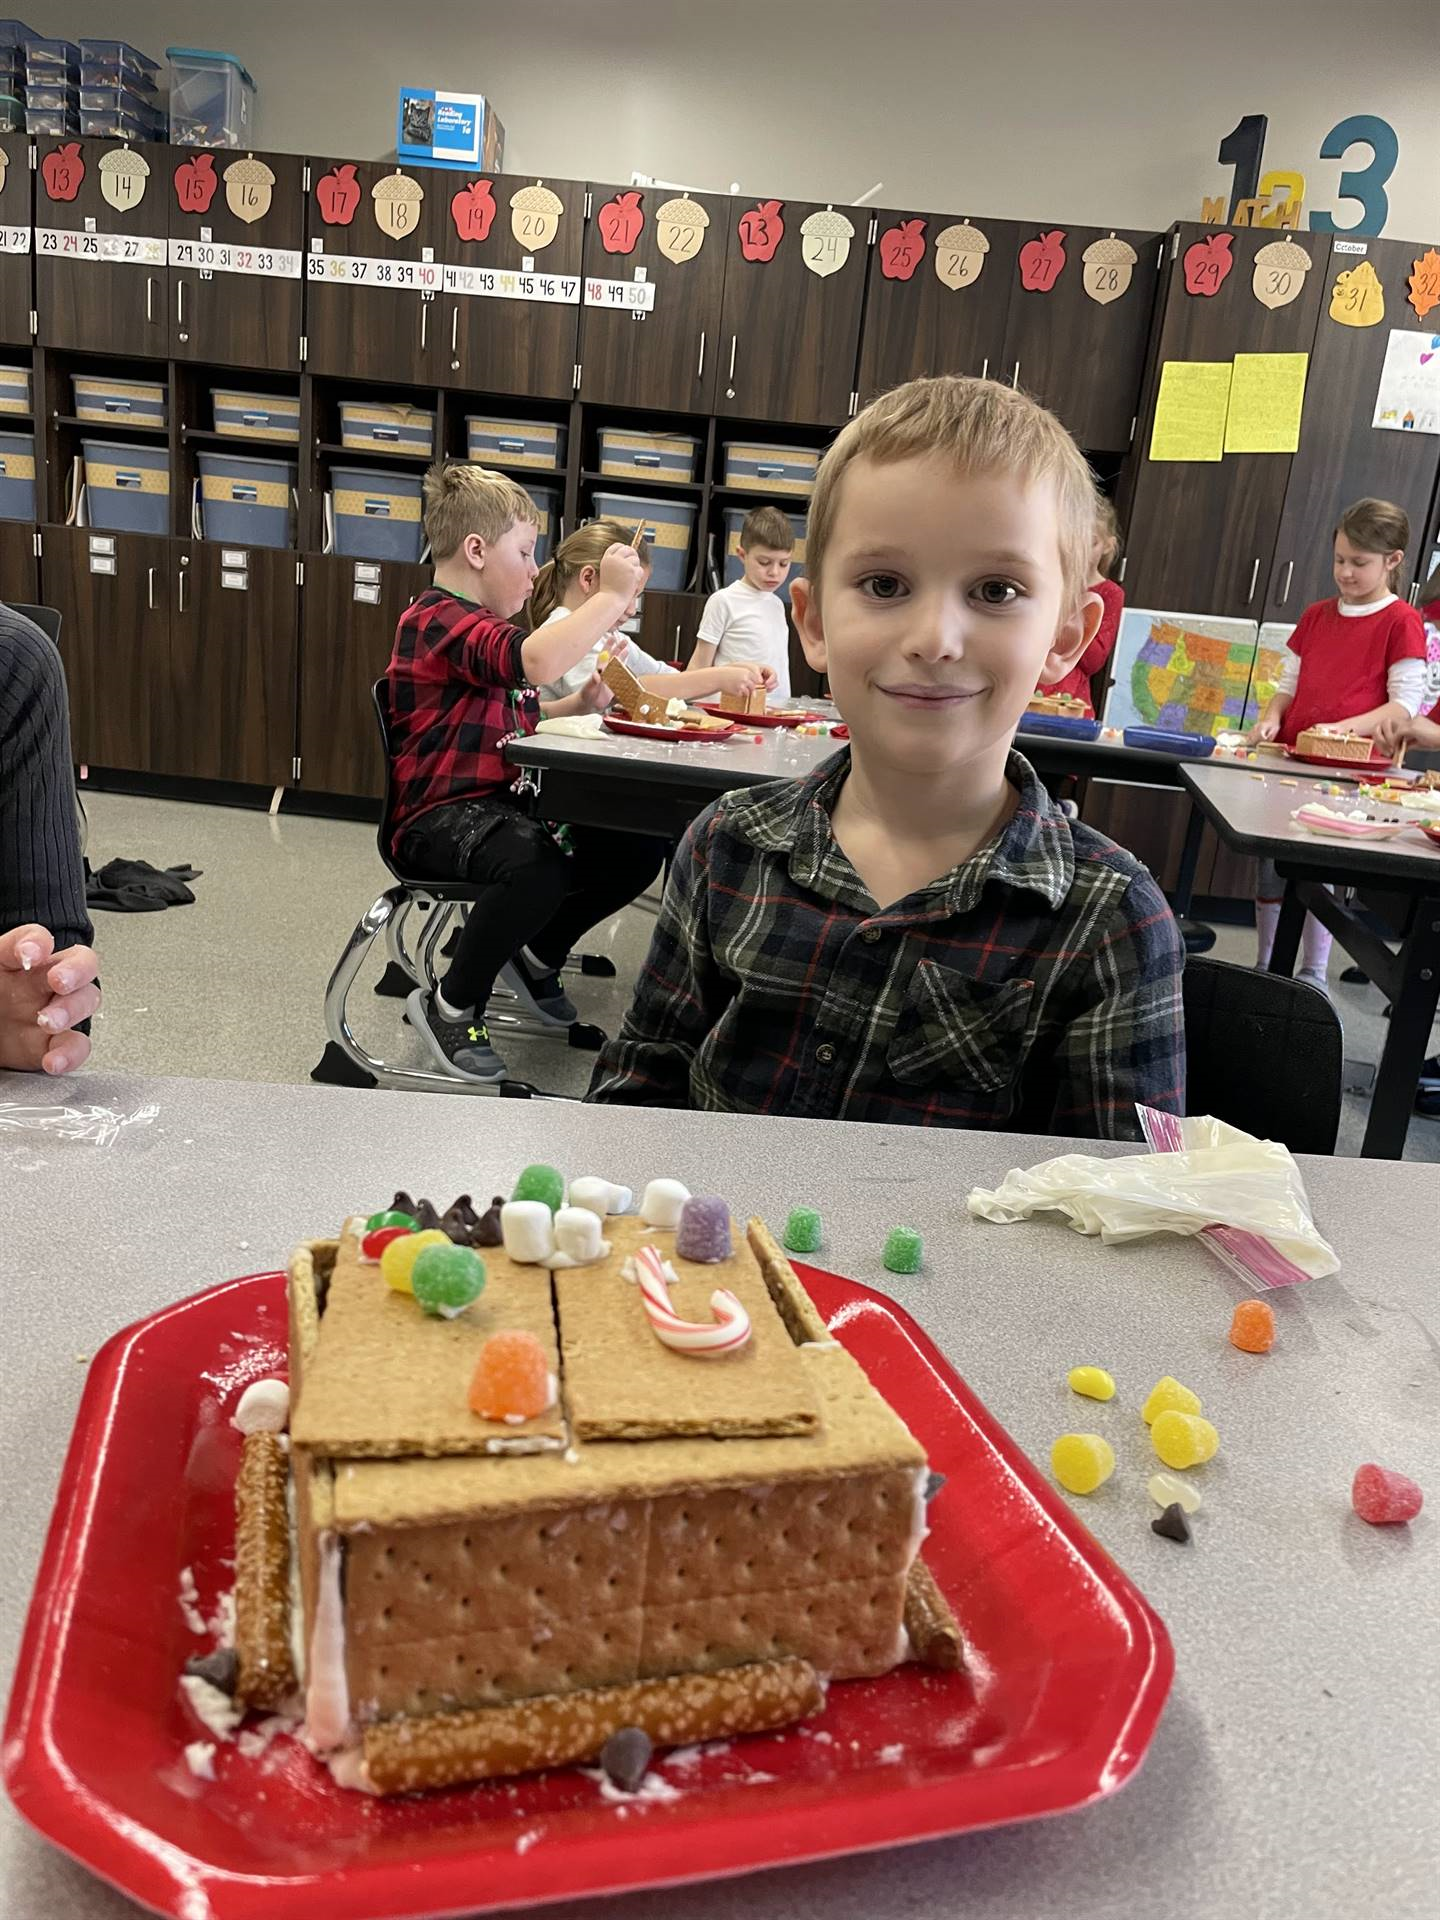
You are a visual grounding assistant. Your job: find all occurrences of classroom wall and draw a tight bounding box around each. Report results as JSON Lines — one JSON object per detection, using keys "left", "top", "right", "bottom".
{"left": 45, "top": 0, "right": 1440, "bottom": 240}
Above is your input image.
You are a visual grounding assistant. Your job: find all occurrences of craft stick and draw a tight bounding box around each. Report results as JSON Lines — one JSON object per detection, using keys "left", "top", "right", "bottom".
{"left": 904, "top": 1559, "right": 963, "bottom": 1671}
{"left": 234, "top": 1432, "right": 296, "bottom": 1708}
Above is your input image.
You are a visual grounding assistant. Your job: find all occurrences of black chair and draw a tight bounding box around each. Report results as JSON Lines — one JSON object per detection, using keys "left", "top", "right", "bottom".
{"left": 1182, "top": 956, "right": 1343, "bottom": 1154}
{"left": 11, "top": 602, "right": 62, "bottom": 646}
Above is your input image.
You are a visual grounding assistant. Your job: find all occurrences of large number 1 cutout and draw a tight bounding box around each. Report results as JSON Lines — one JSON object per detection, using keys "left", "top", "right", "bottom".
{"left": 1308, "top": 114, "right": 1398, "bottom": 235}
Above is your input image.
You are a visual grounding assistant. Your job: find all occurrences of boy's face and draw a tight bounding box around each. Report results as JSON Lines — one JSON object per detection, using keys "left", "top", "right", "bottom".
{"left": 792, "top": 454, "right": 1099, "bottom": 779}
{"left": 461, "top": 518, "right": 539, "bottom": 618}
{"left": 741, "top": 543, "right": 792, "bottom": 594}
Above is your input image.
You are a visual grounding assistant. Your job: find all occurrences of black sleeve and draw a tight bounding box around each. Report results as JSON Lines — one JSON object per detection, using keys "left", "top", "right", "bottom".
{"left": 0, "top": 605, "right": 92, "bottom": 953}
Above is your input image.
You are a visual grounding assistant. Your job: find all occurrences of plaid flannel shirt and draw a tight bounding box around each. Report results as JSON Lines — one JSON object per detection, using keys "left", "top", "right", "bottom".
{"left": 588, "top": 750, "right": 1185, "bottom": 1137}
{"left": 386, "top": 589, "right": 539, "bottom": 849}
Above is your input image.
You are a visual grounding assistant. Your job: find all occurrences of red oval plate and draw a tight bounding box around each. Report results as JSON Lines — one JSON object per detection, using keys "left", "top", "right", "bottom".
{"left": 694, "top": 703, "right": 822, "bottom": 728}
{"left": 3, "top": 1268, "right": 1172, "bottom": 1920}
{"left": 602, "top": 715, "right": 739, "bottom": 743}
{"left": 1288, "top": 746, "right": 1394, "bottom": 773}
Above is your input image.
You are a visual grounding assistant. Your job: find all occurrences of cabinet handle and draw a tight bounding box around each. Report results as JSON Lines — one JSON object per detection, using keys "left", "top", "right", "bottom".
{"left": 147, "top": 565, "right": 156, "bottom": 609}
{"left": 696, "top": 330, "right": 706, "bottom": 381}
{"left": 1279, "top": 560, "right": 1294, "bottom": 604}
{"left": 145, "top": 276, "right": 154, "bottom": 324}
{"left": 1010, "top": 360, "right": 1020, "bottom": 389}
{"left": 728, "top": 334, "right": 737, "bottom": 380}
{"left": 177, "top": 567, "right": 188, "bottom": 614}
{"left": 450, "top": 304, "right": 459, "bottom": 353}
{"left": 1246, "top": 557, "right": 1260, "bottom": 605}
{"left": 980, "top": 357, "right": 989, "bottom": 380}
{"left": 420, "top": 302, "right": 428, "bottom": 351}
{"left": 177, "top": 279, "right": 185, "bottom": 328}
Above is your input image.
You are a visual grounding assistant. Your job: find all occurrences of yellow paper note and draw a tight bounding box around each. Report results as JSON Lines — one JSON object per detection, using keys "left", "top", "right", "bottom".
{"left": 1224, "top": 351, "right": 1309, "bottom": 454}
{"left": 1148, "top": 361, "right": 1232, "bottom": 462}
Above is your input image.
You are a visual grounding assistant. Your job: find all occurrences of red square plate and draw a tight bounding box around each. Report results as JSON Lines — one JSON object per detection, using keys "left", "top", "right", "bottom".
{"left": 3, "top": 1267, "right": 1172, "bottom": 1920}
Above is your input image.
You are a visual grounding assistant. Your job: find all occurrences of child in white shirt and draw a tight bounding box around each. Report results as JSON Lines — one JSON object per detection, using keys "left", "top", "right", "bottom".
{"left": 689, "top": 504, "right": 796, "bottom": 701}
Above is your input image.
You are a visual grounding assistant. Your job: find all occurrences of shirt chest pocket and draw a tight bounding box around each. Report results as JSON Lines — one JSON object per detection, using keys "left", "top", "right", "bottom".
{"left": 885, "top": 961, "right": 1035, "bottom": 1093}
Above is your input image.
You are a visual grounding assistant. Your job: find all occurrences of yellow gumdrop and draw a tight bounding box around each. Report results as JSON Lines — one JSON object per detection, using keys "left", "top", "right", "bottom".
{"left": 380, "top": 1228, "right": 450, "bottom": 1295}
{"left": 1141, "top": 1375, "right": 1202, "bottom": 1425}
{"left": 1068, "top": 1365, "right": 1116, "bottom": 1401}
{"left": 1151, "top": 1409, "right": 1220, "bottom": 1469}
{"left": 1051, "top": 1433, "right": 1116, "bottom": 1495}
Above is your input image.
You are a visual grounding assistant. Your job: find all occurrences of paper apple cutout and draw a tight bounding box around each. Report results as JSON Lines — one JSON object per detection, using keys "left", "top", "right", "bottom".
{"left": 41, "top": 142, "right": 84, "bottom": 203}
{"left": 1019, "top": 229, "right": 1067, "bottom": 293}
{"left": 450, "top": 177, "right": 496, "bottom": 244}
{"left": 737, "top": 199, "right": 784, "bottom": 263}
{"left": 1183, "top": 232, "right": 1233, "bottom": 297}
{"left": 879, "top": 217, "right": 926, "bottom": 281}
{"left": 316, "top": 162, "right": 362, "bottom": 227}
{"left": 597, "top": 189, "right": 644, "bottom": 255}
{"left": 173, "top": 152, "right": 218, "bottom": 215}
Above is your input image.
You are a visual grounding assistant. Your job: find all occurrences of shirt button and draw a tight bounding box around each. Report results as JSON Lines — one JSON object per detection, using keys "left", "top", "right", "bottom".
{"left": 860, "top": 926, "right": 882, "bottom": 943}
{"left": 816, "top": 1043, "right": 836, "bottom": 1064}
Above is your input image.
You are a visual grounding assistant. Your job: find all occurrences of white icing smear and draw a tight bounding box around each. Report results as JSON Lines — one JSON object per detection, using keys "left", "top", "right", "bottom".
{"left": 179, "top": 1674, "right": 242, "bottom": 1741}
{"left": 177, "top": 1566, "right": 206, "bottom": 1636}
{"left": 305, "top": 1533, "right": 351, "bottom": 1751}
{"left": 183, "top": 1740, "right": 216, "bottom": 1780}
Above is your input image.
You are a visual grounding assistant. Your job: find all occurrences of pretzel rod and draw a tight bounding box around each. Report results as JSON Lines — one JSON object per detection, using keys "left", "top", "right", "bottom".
{"left": 904, "top": 1558, "right": 963, "bottom": 1671}
{"left": 234, "top": 1432, "right": 296, "bottom": 1708}
{"left": 629, "top": 518, "right": 647, "bottom": 547}
{"left": 359, "top": 1656, "right": 823, "bottom": 1795}
{"left": 635, "top": 1244, "right": 752, "bottom": 1354}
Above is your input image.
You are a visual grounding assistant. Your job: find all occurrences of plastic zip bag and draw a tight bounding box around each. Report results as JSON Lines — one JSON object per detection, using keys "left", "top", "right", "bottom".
{"left": 0, "top": 1101, "right": 160, "bottom": 1148}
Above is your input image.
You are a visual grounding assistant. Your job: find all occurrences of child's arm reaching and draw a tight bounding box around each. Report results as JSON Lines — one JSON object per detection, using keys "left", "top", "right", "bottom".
{"left": 643, "top": 662, "right": 775, "bottom": 701}
{"left": 520, "top": 544, "right": 646, "bottom": 688}
{"left": 1324, "top": 699, "right": 1410, "bottom": 739}
{"left": 1374, "top": 708, "right": 1440, "bottom": 757}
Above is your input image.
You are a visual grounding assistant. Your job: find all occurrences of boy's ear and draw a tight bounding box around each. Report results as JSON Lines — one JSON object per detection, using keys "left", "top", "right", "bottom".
{"left": 790, "top": 575, "right": 827, "bottom": 674}
{"left": 1040, "top": 589, "right": 1103, "bottom": 684}
{"left": 463, "top": 532, "right": 487, "bottom": 571}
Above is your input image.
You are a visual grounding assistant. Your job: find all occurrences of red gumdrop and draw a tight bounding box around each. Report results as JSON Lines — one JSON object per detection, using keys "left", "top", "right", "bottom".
{"left": 361, "top": 1224, "right": 412, "bottom": 1259}
{"left": 469, "top": 1331, "right": 550, "bottom": 1422}
{"left": 1351, "top": 1464, "right": 1423, "bottom": 1525}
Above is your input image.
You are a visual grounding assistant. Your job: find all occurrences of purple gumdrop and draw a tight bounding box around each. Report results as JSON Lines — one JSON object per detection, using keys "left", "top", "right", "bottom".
{"left": 675, "top": 1194, "right": 733, "bottom": 1263}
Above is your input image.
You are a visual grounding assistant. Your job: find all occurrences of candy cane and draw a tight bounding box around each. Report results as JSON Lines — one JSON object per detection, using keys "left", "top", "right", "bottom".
{"left": 633, "top": 1245, "right": 752, "bottom": 1356}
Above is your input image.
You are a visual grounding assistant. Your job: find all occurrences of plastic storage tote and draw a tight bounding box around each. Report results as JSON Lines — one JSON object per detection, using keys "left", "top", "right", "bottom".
{"left": 166, "top": 46, "right": 254, "bottom": 147}
{"left": 466, "top": 416, "right": 566, "bottom": 472}
{"left": 197, "top": 451, "right": 297, "bottom": 549}
{"left": 724, "top": 506, "right": 806, "bottom": 606}
{"left": 330, "top": 466, "right": 424, "bottom": 563}
{"left": 592, "top": 490, "right": 696, "bottom": 592}
{"left": 211, "top": 387, "right": 300, "bottom": 443}
{"left": 83, "top": 439, "right": 168, "bottom": 535}
{"left": 530, "top": 485, "right": 560, "bottom": 566}
{"left": 720, "top": 443, "right": 819, "bottom": 495}
{"left": 338, "top": 398, "right": 435, "bottom": 459}
{"left": 73, "top": 374, "right": 167, "bottom": 430}
{"left": 0, "top": 363, "right": 31, "bottom": 414}
{"left": 597, "top": 428, "right": 699, "bottom": 484}
{"left": 0, "top": 428, "right": 34, "bottom": 520}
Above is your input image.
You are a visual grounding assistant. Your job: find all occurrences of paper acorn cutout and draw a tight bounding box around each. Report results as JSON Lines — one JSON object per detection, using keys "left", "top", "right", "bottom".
{"left": 1329, "top": 256, "right": 1384, "bottom": 328}
{"left": 800, "top": 207, "right": 855, "bottom": 280}
{"left": 933, "top": 220, "right": 989, "bottom": 291}
{"left": 878, "top": 217, "right": 926, "bottom": 281}
{"left": 224, "top": 154, "right": 274, "bottom": 224}
{"left": 0, "top": 149, "right": 8, "bottom": 193}
{"left": 655, "top": 194, "right": 709, "bottom": 265}
{"left": 510, "top": 182, "right": 563, "bottom": 252}
{"left": 98, "top": 144, "right": 150, "bottom": 213}
{"left": 1250, "top": 237, "right": 1311, "bottom": 311}
{"left": 373, "top": 169, "right": 424, "bottom": 240}
{"left": 1082, "top": 232, "right": 1137, "bottom": 306}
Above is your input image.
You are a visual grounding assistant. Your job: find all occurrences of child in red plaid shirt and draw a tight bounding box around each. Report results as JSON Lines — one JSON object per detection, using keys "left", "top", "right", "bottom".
{"left": 589, "top": 377, "right": 1185, "bottom": 1135}
{"left": 388, "top": 463, "right": 661, "bottom": 1083}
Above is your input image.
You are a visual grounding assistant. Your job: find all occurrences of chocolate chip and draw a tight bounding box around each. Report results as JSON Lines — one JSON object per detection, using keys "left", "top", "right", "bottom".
{"left": 475, "top": 1196, "right": 505, "bottom": 1247}
{"left": 442, "top": 1194, "right": 484, "bottom": 1245}
{"left": 390, "top": 1191, "right": 418, "bottom": 1218}
{"left": 184, "top": 1647, "right": 239, "bottom": 1694}
{"left": 1151, "top": 1502, "right": 1192, "bottom": 1544}
{"left": 600, "top": 1725, "right": 653, "bottom": 1794}
{"left": 924, "top": 1471, "right": 947, "bottom": 1502}
{"left": 411, "top": 1197, "right": 443, "bottom": 1232}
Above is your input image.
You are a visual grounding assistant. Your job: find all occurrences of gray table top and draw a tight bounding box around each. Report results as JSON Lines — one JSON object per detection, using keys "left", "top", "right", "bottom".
{"left": 2, "top": 1070, "right": 1436, "bottom": 1920}
{"left": 1181, "top": 762, "right": 1440, "bottom": 881}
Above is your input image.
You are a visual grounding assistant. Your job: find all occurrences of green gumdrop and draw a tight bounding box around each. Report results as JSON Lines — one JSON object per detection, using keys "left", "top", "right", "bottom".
{"left": 365, "top": 1207, "right": 418, "bottom": 1232}
{"left": 783, "top": 1207, "right": 823, "bottom": 1254}
{"left": 411, "top": 1244, "right": 486, "bottom": 1318}
{"left": 512, "top": 1163, "right": 565, "bottom": 1214}
{"left": 883, "top": 1227, "right": 923, "bottom": 1275}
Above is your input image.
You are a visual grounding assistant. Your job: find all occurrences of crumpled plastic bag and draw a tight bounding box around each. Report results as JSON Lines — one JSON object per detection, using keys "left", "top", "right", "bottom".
{"left": 535, "top": 714, "right": 606, "bottom": 739}
{"left": 0, "top": 1101, "right": 160, "bottom": 1148}
{"left": 966, "top": 1114, "right": 1339, "bottom": 1280}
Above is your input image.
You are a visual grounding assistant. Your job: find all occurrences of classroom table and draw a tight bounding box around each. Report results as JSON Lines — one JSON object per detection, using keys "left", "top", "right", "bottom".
{"left": 2, "top": 1071, "right": 1435, "bottom": 1920}
{"left": 1180, "top": 762, "right": 1440, "bottom": 1159}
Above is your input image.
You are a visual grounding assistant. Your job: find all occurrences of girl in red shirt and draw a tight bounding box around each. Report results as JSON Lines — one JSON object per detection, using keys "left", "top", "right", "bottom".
{"left": 1249, "top": 498, "right": 1427, "bottom": 989}
{"left": 1038, "top": 497, "right": 1124, "bottom": 716}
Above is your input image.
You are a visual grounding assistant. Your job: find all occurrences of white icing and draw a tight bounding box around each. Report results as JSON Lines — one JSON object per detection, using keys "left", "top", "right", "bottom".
{"left": 327, "top": 1746, "right": 378, "bottom": 1794}
{"left": 305, "top": 1533, "right": 351, "bottom": 1751}
{"left": 206, "top": 1589, "right": 236, "bottom": 1648}
{"left": 179, "top": 1674, "right": 242, "bottom": 1740}
{"left": 567, "top": 1176, "right": 633, "bottom": 1219}
{"left": 286, "top": 1477, "right": 306, "bottom": 1683}
{"left": 501, "top": 1200, "right": 554, "bottom": 1264}
{"left": 232, "top": 1378, "right": 290, "bottom": 1435}
{"left": 639, "top": 1178, "right": 689, "bottom": 1228}
{"left": 545, "top": 1207, "right": 609, "bottom": 1268}
{"left": 183, "top": 1740, "right": 216, "bottom": 1780}
{"left": 178, "top": 1566, "right": 206, "bottom": 1636}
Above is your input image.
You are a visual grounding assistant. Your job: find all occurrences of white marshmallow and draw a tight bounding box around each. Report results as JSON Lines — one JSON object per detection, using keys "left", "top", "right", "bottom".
{"left": 232, "top": 1378, "right": 290, "bottom": 1435}
{"left": 640, "top": 1178, "right": 690, "bottom": 1228}
{"left": 568, "top": 1176, "right": 634, "bottom": 1219}
{"left": 546, "top": 1206, "right": 610, "bottom": 1269}
{"left": 501, "top": 1200, "right": 555, "bottom": 1264}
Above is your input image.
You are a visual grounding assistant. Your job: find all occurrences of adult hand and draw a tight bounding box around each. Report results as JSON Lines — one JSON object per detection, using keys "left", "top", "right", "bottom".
{"left": 597, "top": 543, "right": 647, "bottom": 603}
{"left": 0, "top": 925, "right": 100, "bottom": 1074}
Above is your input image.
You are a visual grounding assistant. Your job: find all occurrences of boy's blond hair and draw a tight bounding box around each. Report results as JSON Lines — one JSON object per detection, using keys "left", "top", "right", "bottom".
{"left": 422, "top": 460, "right": 538, "bottom": 562}
{"left": 740, "top": 504, "right": 795, "bottom": 552}
{"left": 805, "top": 376, "right": 1100, "bottom": 612}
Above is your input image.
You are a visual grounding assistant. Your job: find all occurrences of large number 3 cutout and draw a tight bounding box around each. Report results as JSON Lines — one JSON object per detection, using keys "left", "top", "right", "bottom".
{"left": 1308, "top": 114, "right": 1398, "bottom": 236}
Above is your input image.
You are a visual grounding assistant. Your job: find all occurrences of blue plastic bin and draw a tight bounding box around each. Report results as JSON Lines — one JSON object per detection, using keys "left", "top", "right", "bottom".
{"left": 530, "top": 485, "right": 560, "bottom": 565}
{"left": 721, "top": 442, "right": 818, "bottom": 495}
{"left": 0, "top": 427, "right": 34, "bottom": 520}
{"left": 592, "top": 490, "right": 696, "bottom": 592}
{"left": 467, "top": 416, "right": 566, "bottom": 472}
{"left": 211, "top": 387, "right": 299, "bottom": 443}
{"left": 198, "top": 451, "right": 296, "bottom": 550}
{"left": 83, "top": 439, "right": 168, "bottom": 535}
{"left": 331, "top": 466, "right": 424, "bottom": 563}
{"left": 166, "top": 46, "right": 254, "bottom": 147}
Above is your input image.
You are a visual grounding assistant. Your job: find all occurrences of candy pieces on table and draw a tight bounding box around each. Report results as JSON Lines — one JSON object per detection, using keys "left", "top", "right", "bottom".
{"left": 883, "top": 1227, "right": 923, "bottom": 1274}
{"left": 1141, "top": 1376, "right": 1202, "bottom": 1424}
{"left": 568, "top": 1176, "right": 634, "bottom": 1220}
{"left": 231, "top": 1378, "right": 290, "bottom": 1435}
{"left": 440, "top": 1194, "right": 486, "bottom": 1246}
{"left": 1052, "top": 1433, "right": 1116, "bottom": 1494}
{"left": 1067, "top": 1365, "right": 1116, "bottom": 1401}
{"left": 475, "top": 1195, "right": 505, "bottom": 1246}
{"left": 380, "top": 1227, "right": 450, "bottom": 1295}
{"left": 1151, "top": 1502, "right": 1192, "bottom": 1545}
{"left": 676, "top": 1195, "right": 733, "bottom": 1263}
{"left": 1229, "top": 1299, "right": 1276, "bottom": 1352}
{"left": 512, "top": 1163, "right": 566, "bottom": 1214}
{"left": 600, "top": 1725, "right": 654, "bottom": 1795}
{"left": 548, "top": 1206, "right": 611, "bottom": 1269}
{"left": 640, "top": 1177, "right": 690, "bottom": 1227}
{"left": 360, "top": 1206, "right": 418, "bottom": 1261}
{"left": 1148, "top": 1471, "right": 1202, "bottom": 1515}
{"left": 1351, "top": 1464, "right": 1424, "bottom": 1526}
{"left": 1151, "top": 1409, "right": 1219, "bottom": 1469}
{"left": 501, "top": 1200, "right": 554, "bottom": 1265}
{"left": 411, "top": 1244, "right": 486, "bottom": 1319}
{"left": 783, "top": 1207, "right": 823, "bottom": 1254}
{"left": 365, "top": 1207, "right": 418, "bottom": 1234}
{"left": 469, "top": 1330, "right": 552, "bottom": 1422}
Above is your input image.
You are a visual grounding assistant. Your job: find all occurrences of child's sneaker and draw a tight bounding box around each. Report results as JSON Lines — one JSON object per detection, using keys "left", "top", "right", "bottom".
{"left": 1296, "top": 966, "right": 1331, "bottom": 999}
{"left": 406, "top": 989, "right": 508, "bottom": 1082}
{"left": 502, "top": 952, "right": 578, "bottom": 1026}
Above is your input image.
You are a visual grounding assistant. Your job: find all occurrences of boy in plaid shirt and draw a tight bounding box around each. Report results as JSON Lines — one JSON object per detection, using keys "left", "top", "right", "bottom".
{"left": 388, "top": 464, "right": 660, "bottom": 1083}
{"left": 589, "top": 377, "right": 1185, "bottom": 1136}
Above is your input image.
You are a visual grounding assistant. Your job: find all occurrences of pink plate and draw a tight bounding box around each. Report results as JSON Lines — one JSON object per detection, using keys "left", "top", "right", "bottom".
{"left": 602, "top": 715, "right": 738, "bottom": 743}
{"left": 3, "top": 1268, "right": 1173, "bottom": 1920}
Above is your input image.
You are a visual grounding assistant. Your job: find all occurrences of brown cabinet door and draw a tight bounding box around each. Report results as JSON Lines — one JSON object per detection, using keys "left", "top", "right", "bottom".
{"left": 298, "top": 551, "right": 431, "bottom": 797}
{"left": 35, "top": 138, "right": 169, "bottom": 358}
{"left": 1000, "top": 223, "right": 1160, "bottom": 452}
{"left": 716, "top": 196, "right": 868, "bottom": 426}
{"left": 0, "top": 134, "right": 32, "bottom": 349}
{"left": 0, "top": 517, "right": 37, "bottom": 601}
{"left": 577, "top": 184, "right": 728, "bottom": 412}
{"left": 304, "top": 159, "right": 447, "bottom": 382}
{"left": 165, "top": 543, "right": 298, "bottom": 784}
{"left": 637, "top": 588, "right": 705, "bottom": 665}
{"left": 858, "top": 209, "right": 1020, "bottom": 402}
{"left": 1265, "top": 235, "right": 1440, "bottom": 621}
{"left": 41, "top": 523, "right": 171, "bottom": 769}
{"left": 171, "top": 149, "right": 305, "bottom": 373}
{"left": 1123, "top": 225, "right": 1329, "bottom": 618}
{"left": 439, "top": 172, "right": 583, "bottom": 400}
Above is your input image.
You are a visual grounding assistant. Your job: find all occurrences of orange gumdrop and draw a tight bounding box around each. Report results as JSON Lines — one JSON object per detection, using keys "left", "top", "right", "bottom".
{"left": 469, "top": 1330, "right": 551, "bottom": 1421}
{"left": 1229, "top": 1299, "right": 1276, "bottom": 1353}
